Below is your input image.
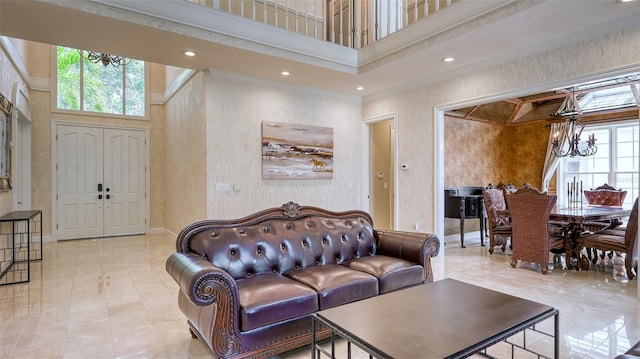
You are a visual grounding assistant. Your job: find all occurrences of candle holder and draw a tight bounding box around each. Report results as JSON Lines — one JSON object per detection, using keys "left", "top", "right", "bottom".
{"left": 567, "top": 177, "right": 583, "bottom": 209}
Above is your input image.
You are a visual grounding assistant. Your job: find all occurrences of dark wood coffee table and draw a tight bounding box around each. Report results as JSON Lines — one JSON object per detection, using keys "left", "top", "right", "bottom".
{"left": 312, "top": 278, "right": 559, "bottom": 359}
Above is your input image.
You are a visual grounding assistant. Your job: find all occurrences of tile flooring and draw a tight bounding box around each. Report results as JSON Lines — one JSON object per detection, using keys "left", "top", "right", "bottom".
{"left": 0, "top": 232, "right": 637, "bottom": 358}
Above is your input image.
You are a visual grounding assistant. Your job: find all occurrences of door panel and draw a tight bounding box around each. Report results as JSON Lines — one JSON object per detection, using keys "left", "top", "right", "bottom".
{"left": 57, "top": 125, "right": 146, "bottom": 240}
{"left": 103, "top": 129, "right": 146, "bottom": 236}
{"left": 57, "top": 125, "right": 104, "bottom": 240}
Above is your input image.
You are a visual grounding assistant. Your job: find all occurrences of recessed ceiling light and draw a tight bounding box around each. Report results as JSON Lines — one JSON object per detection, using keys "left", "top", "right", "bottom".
{"left": 281, "top": 71, "right": 290, "bottom": 76}
{"left": 184, "top": 51, "right": 195, "bottom": 57}
{"left": 356, "top": 86, "right": 364, "bottom": 91}
{"left": 442, "top": 57, "right": 455, "bottom": 63}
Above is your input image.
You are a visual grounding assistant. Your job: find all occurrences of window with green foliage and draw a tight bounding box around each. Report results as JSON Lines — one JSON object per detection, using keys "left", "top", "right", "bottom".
{"left": 56, "top": 47, "right": 146, "bottom": 117}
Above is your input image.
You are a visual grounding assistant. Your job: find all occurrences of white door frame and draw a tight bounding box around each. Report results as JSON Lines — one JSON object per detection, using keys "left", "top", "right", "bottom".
{"left": 363, "top": 113, "right": 399, "bottom": 229}
{"left": 51, "top": 120, "right": 150, "bottom": 241}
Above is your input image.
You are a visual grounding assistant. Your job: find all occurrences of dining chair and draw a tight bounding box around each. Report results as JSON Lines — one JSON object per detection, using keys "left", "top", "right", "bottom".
{"left": 505, "top": 184, "right": 565, "bottom": 274}
{"left": 482, "top": 187, "right": 512, "bottom": 254}
{"left": 579, "top": 197, "right": 638, "bottom": 280}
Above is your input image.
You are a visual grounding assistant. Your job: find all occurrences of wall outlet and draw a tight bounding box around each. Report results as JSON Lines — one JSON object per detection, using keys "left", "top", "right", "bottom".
{"left": 413, "top": 223, "right": 419, "bottom": 230}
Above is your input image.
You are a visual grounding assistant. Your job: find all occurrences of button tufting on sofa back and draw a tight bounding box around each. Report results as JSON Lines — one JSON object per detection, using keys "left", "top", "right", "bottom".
{"left": 188, "top": 216, "right": 376, "bottom": 280}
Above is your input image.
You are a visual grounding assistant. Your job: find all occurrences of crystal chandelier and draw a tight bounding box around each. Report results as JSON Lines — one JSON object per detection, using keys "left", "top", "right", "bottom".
{"left": 80, "top": 50, "right": 130, "bottom": 67}
{"left": 550, "top": 88, "right": 597, "bottom": 158}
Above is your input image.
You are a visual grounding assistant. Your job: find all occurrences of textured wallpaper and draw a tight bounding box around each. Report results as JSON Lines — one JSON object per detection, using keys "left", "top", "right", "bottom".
{"left": 164, "top": 71, "right": 207, "bottom": 234}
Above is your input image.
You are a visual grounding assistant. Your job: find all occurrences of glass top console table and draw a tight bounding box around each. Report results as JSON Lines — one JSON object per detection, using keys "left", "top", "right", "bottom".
{"left": 0, "top": 210, "right": 43, "bottom": 285}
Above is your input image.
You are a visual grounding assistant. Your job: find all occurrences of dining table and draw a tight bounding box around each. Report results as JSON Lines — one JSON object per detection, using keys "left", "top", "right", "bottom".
{"left": 549, "top": 204, "right": 632, "bottom": 269}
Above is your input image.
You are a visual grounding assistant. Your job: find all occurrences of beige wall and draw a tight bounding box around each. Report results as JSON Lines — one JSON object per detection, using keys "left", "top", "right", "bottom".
{"left": 364, "top": 25, "right": 640, "bottom": 235}
{"left": 164, "top": 71, "right": 207, "bottom": 234}
{"left": 203, "top": 71, "right": 363, "bottom": 220}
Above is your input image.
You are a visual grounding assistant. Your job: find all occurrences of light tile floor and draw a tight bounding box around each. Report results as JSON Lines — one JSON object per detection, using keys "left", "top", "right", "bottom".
{"left": 0, "top": 232, "right": 637, "bottom": 358}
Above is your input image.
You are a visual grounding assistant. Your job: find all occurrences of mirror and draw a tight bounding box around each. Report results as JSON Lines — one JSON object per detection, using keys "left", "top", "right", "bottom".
{"left": 0, "top": 92, "right": 12, "bottom": 191}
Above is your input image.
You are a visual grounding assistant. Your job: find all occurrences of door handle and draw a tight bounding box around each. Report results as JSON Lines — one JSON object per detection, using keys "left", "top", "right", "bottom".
{"left": 98, "top": 183, "right": 103, "bottom": 192}
{"left": 98, "top": 194, "right": 103, "bottom": 200}
{"left": 106, "top": 194, "right": 110, "bottom": 200}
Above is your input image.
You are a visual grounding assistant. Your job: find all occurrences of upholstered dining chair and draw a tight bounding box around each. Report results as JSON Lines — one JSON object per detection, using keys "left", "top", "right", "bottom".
{"left": 579, "top": 197, "right": 638, "bottom": 280}
{"left": 505, "top": 184, "right": 565, "bottom": 275}
{"left": 482, "top": 187, "right": 512, "bottom": 254}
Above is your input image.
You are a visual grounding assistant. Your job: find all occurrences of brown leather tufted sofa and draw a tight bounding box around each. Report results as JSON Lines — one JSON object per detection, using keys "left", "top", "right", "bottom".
{"left": 166, "top": 202, "right": 440, "bottom": 359}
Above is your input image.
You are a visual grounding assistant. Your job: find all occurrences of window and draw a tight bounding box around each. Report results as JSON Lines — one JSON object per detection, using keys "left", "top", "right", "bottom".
{"left": 557, "top": 121, "right": 639, "bottom": 207}
{"left": 56, "top": 47, "right": 146, "bottom": 117}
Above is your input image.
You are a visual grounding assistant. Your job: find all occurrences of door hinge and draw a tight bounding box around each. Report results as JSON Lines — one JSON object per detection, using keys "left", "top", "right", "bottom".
{"left": 56, "top": 224, "right": 58, "bottom": 229}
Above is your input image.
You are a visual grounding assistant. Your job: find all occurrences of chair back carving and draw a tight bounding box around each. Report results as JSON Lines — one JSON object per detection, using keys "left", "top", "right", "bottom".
{"left": 496, "top": 182, "right": 518, "bottom": 195}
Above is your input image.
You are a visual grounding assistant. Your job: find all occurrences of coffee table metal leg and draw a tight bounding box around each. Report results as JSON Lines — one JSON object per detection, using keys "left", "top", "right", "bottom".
{"left": 554, "top": 311, "right": 559, "bottom": 359}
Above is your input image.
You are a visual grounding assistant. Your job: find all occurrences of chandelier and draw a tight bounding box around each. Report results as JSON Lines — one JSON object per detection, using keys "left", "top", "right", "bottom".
{"left": 80, "top": 50, "right": 130, "bottom": 67}
{"left": 550, "top": 89, "right": 597, "bottom": 158}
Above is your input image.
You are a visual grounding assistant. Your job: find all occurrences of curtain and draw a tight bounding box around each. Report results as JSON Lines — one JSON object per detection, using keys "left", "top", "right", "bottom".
{"left": 541, "top": 123, "right": 565, "bottom": 192}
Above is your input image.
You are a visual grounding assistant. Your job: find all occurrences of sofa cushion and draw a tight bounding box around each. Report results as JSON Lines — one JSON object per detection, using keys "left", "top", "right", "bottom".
{"left": 285, "top": 264, "right": 378, "bottom": 310}
{"left": 343, "top": 255, "right": 424, "bottom": 293}
{"left": 236, "top": 274, "right": 318, "bottom": 331}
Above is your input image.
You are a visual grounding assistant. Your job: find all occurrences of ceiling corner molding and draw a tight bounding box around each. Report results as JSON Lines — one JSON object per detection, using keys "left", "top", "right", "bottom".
{"left": 30, "top": 76, "right": 50, "bottom": 92}
{"left": 0, "top": 36, "right": 31, "bottom": 89}
{"left": 164, "top": 68, "right": 197, "bottom": 103}
{"left": 149, "top": 92, "right": 164, "bottom": 105}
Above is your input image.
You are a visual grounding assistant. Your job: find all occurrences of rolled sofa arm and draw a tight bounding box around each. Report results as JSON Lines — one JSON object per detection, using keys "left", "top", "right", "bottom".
{"left": 166, "top": 252, "right": 242, "bottom": 358}
{"left": 166, "top": 252, "right": 239, "bottom": 307}
{"left": 375, "top": 230, "right": 440, "bottom": 262}
{"left": 374, "top": 230, "right": 440, "bottom": 283}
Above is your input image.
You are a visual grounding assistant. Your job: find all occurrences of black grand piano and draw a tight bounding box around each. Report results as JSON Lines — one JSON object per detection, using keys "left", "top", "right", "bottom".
{"left": 444, "top": 186, "right": 486, "bottom": 248}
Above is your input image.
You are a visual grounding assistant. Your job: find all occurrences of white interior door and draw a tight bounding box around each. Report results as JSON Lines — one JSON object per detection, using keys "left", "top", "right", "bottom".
{"left": 56, "top": 124, "right": 146, "bottom": 240}
{"left": 103, "top": 129, "right": 146, "bottom": 236}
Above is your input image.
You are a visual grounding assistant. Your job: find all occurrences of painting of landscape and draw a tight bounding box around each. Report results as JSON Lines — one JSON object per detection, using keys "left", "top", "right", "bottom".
{"left": 262, "top": 121, "right": 333, "bottom": 179}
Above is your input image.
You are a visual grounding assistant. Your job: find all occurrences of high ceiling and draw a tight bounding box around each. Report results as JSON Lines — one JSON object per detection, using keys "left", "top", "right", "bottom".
{"left": 447, "top": 73, "right": 640, "bottom": 126}
{"left": 1, "top": 0, "right": 640, "bottom": 101}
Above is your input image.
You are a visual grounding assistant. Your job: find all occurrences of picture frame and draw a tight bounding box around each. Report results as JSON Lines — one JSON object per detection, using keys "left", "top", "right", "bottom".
{"left": 262, "top": 121, "right": 333, "bottom": 179}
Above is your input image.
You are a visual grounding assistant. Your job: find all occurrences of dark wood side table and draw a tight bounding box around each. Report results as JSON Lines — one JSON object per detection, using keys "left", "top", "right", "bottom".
{"left": 0, "top": 210, "right": 43, "bottom": 285}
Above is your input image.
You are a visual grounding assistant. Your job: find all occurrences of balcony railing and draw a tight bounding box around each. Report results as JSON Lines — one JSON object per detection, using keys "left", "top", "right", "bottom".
{"left": 188, "top": 0, "right": 456, "bottom": 49}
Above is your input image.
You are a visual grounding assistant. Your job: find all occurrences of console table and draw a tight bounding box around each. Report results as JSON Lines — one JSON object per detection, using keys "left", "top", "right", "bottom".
{"left": 444, "top": 187, "right": 486, "bottom": 248}
{"left": 0, "top": 210, "right": 43, "bottom": 285}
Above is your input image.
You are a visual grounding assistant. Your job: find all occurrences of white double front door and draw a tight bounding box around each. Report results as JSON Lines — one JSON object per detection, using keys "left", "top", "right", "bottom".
{"left": 56, "top": 124, "right": 147, "bottom": 240}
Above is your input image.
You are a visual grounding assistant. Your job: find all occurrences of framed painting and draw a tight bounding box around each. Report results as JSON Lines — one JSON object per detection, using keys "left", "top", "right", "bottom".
{"left": 262, "top": 121, "right": 333, "bottom": 179}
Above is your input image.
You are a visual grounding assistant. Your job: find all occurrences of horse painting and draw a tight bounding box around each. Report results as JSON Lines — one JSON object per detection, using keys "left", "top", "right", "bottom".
{"left": 311, "top": 158, "right": 327, "bottom": 170}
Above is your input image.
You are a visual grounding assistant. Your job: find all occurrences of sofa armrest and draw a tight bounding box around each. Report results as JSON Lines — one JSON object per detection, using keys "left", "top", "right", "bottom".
{"left": 166, "top": 252, "right": 239, "bottom": 307}
{"left": 166, "top": 252, "right": 242, "bottom": 358}
{"left": 374, "top": 230, "right": 440, "bottom": 282}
